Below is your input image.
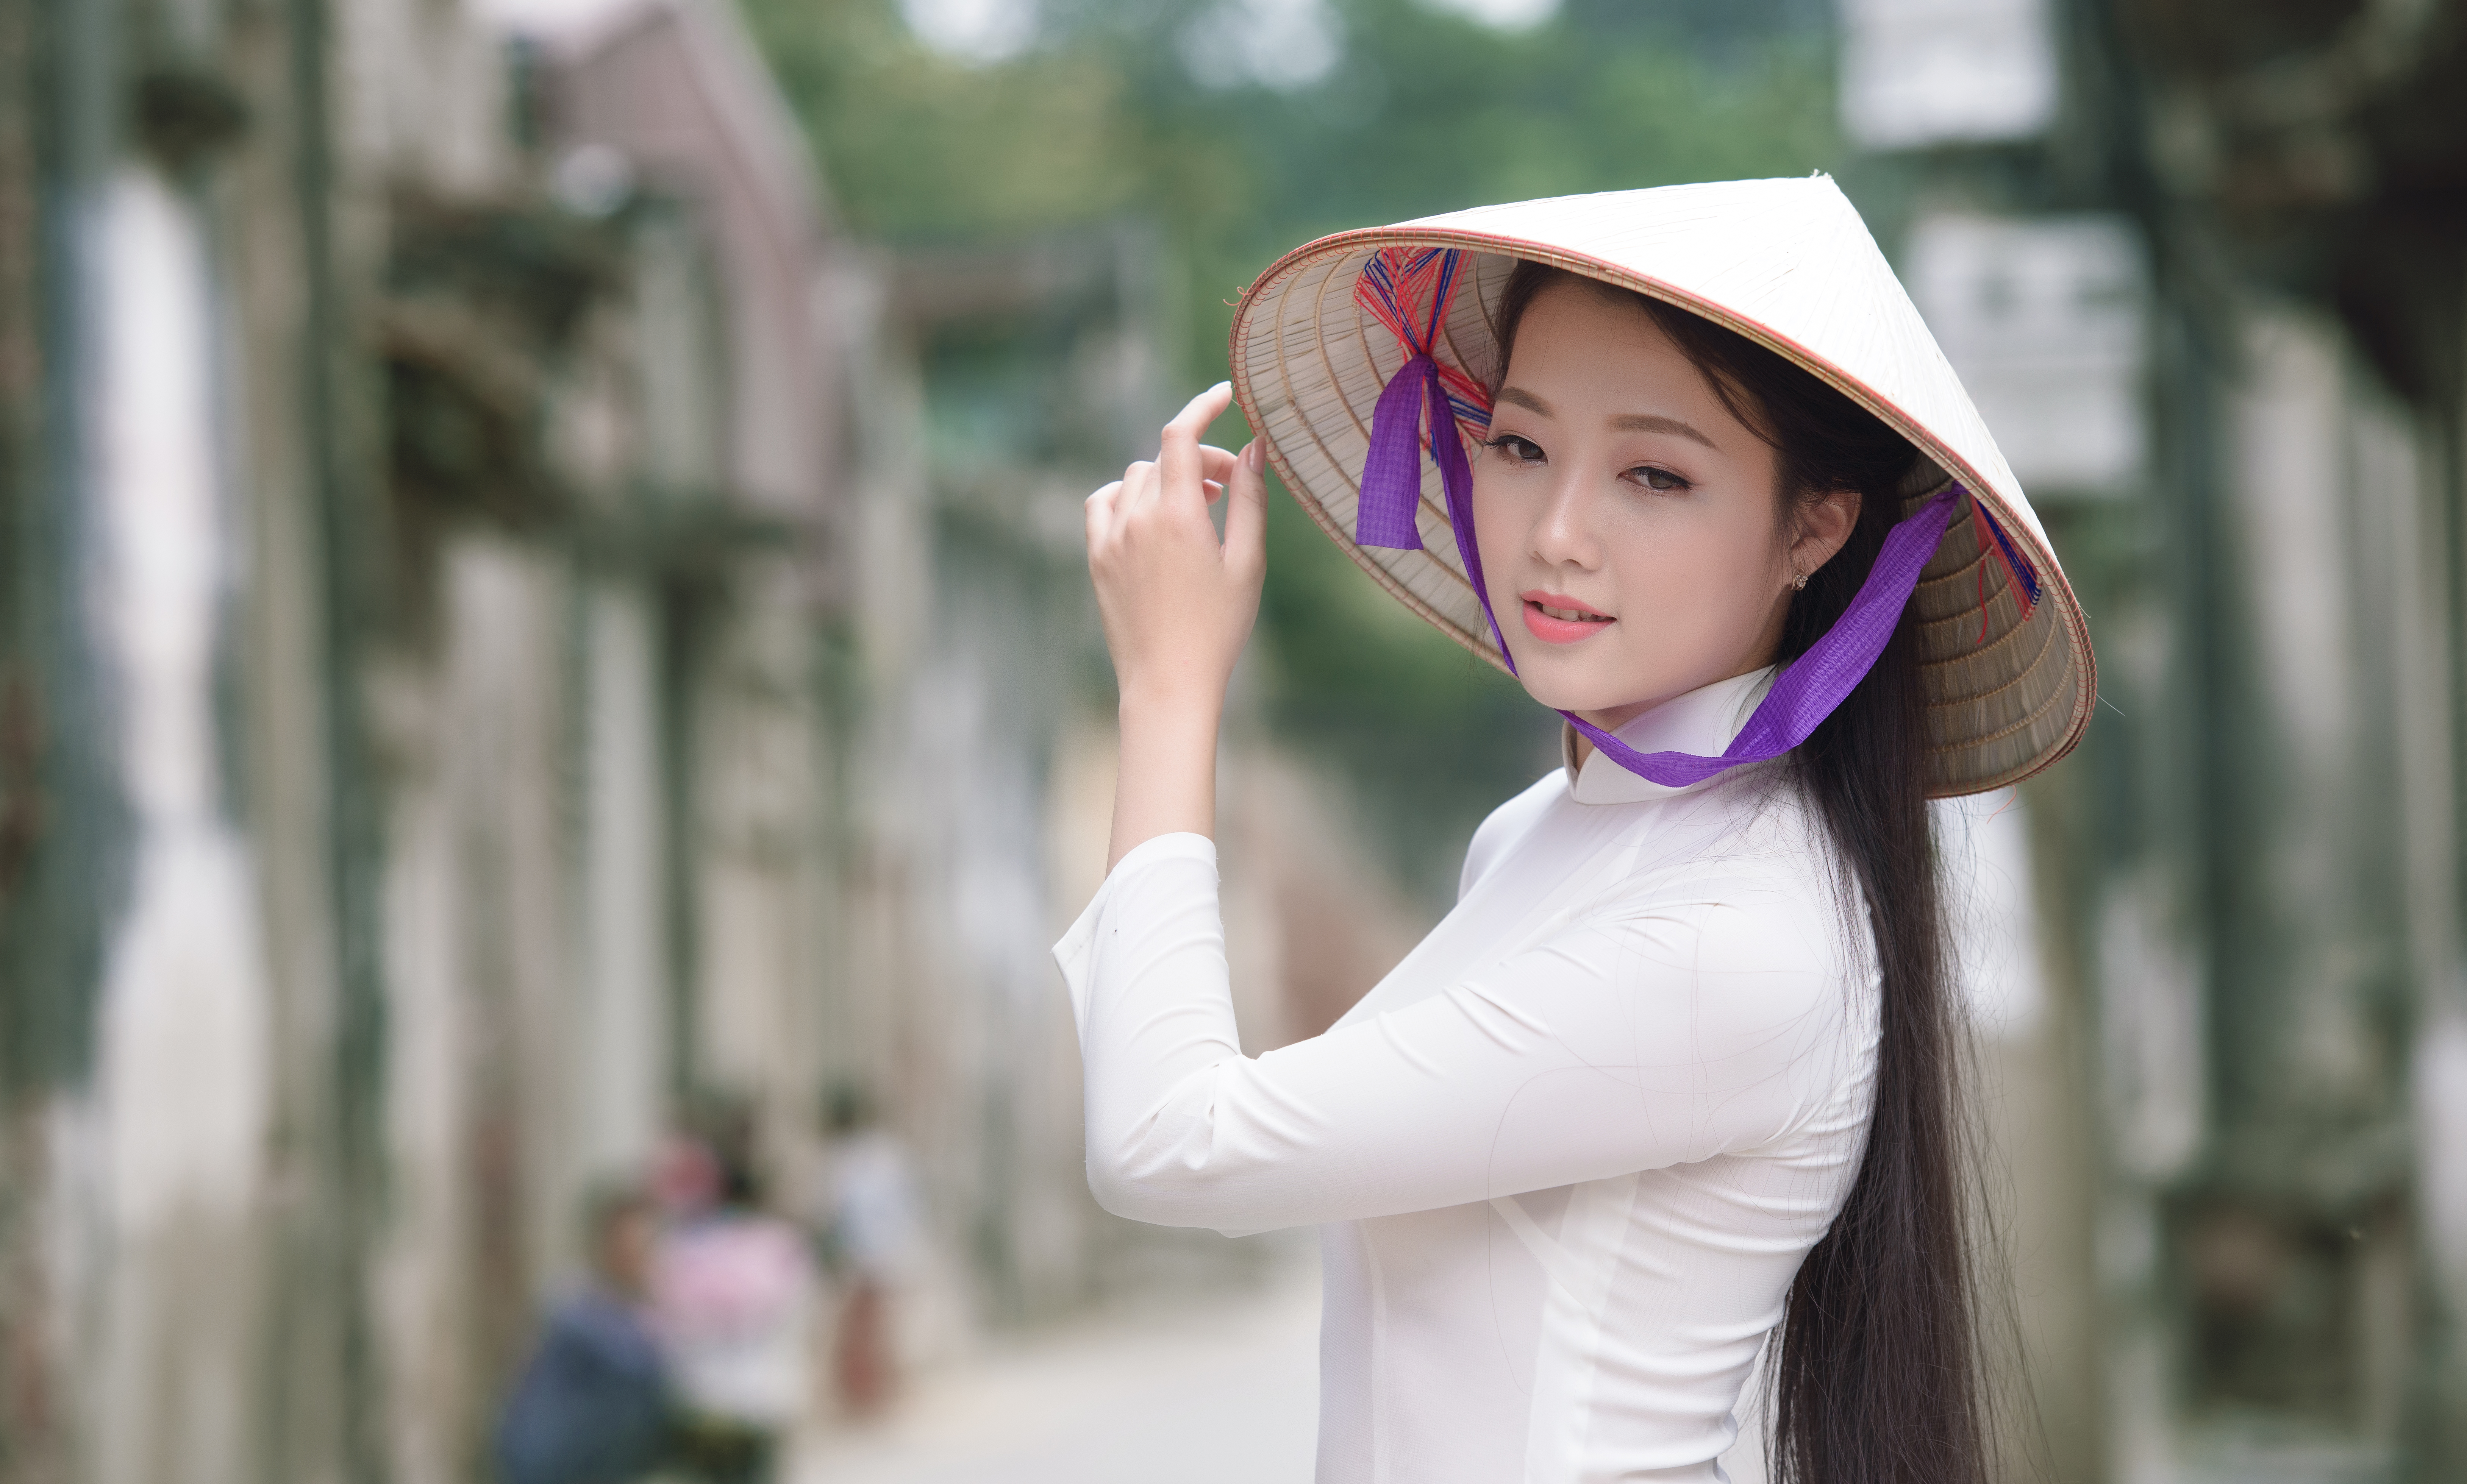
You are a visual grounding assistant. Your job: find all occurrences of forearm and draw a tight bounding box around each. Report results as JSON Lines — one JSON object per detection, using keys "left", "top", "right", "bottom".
{"left": 1083, "top": 387, "right": 1264, "bottom": 871}
{"left": 1106, "top": 688, "right": 1223, "bottom": 871}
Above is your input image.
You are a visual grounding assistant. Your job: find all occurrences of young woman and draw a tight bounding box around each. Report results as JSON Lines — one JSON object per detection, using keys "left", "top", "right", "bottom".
{"left": 1063, "top": 178, "right": 2091, "bottom": 1484}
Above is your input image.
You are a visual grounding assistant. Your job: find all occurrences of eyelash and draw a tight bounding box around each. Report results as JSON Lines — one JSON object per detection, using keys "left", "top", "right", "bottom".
{"left": 1480, "top": 434, "right": 1693, "bottom": 492}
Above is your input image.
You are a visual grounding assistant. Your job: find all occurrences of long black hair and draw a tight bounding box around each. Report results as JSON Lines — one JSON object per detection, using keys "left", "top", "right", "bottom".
{"left": 1494, "top": 262, "right": 1993, "bottom": 1484}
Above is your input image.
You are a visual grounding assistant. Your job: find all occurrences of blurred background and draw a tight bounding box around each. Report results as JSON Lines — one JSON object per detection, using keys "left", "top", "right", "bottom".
{"left": 0, "top": 0, "right": 2463, "bottom": 1480}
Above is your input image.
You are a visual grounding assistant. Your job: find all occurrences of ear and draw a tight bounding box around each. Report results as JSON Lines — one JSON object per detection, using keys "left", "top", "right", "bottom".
{"left": 1787, "top": 486, "right": 1862, "bottom": 584}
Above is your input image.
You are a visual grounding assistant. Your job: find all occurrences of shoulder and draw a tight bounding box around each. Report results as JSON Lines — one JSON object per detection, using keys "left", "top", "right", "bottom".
{"left": 1621, "top": 776, "right": 1870, "bottom": 983}
{"left": 1458, "top": 768, "right": 1570, "bottom": 901}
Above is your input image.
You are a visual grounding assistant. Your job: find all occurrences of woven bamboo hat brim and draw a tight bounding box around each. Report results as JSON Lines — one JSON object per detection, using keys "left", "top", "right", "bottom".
{"left": 1227, "top": 175, "right": 2093, "bottom": 797}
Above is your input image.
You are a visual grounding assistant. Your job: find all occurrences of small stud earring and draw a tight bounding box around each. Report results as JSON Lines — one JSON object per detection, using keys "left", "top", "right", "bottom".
{"left": 1791, "top": 571, "right": 1810, "bottom": 592}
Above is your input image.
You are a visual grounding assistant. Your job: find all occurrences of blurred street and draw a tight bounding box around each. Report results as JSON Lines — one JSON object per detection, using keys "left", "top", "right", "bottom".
{"left": 3, "top": 0, "right": 2466, "bottom": 1480}
{"left": 791, "top": 1258, "right": 1319, "bottom": 1484}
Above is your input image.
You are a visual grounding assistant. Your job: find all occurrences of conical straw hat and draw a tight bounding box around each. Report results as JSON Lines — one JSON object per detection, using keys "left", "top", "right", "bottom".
{"left": 1227, "top": 175, "right": 2093, "bottom": 798}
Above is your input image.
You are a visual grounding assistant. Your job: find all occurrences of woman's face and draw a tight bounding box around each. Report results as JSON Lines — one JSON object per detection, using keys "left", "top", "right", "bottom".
{"left": 1472, "top": 281, "right": 1851, "bottom": 733}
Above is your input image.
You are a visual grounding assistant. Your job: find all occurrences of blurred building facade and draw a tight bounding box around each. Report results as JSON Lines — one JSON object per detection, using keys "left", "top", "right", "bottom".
{"left": 0, "top": 2, "right": 1420, "bottom": 1478}
{"left": 1847, "top": 0, "right": 2467, "bottom": 1479}
{"left": 24, "top": 1, "right": 2462, "bottom": 1481}
{"left": 0, "top": 0, "right": 850, "bottom": 1476}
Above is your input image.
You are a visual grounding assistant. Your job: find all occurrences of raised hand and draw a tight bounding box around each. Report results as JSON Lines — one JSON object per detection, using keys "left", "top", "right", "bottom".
{"left": 1083, "top": 382, "right": 1269, "bottom": 869}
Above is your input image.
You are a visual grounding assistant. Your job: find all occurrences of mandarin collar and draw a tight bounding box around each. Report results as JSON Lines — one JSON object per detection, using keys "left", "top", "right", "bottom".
{"left": 1559, "top": 665, "right": 1781, "bottom": 806}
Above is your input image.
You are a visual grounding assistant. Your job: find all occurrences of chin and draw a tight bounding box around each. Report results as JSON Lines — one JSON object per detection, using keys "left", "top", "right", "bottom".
{"left": 1510, "top": 658, "right": 1630, "bottom": 715}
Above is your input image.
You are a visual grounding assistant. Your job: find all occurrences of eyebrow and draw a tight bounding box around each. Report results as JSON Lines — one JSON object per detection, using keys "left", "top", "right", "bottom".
{"left": 1494, "top": 386, "right": 1718, "bottom": 449}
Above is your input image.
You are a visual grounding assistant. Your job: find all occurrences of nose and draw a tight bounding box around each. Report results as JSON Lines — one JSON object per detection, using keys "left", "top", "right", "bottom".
{"left": 1528, "top": 468, "right": 1603, "bottom": 573}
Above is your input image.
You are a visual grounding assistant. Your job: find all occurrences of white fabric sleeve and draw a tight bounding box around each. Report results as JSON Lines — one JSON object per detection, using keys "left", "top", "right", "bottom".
{"left": 1053, "top": 832, "right": 1866, "bottom": 1234}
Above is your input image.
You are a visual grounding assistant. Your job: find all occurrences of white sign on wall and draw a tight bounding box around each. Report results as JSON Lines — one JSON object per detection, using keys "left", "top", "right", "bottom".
{"left": 1907, "top": 212, "right": 2150, "bottom": 497}
{"left": 1837, "top": 0, "right": 2059, "bottom": 150}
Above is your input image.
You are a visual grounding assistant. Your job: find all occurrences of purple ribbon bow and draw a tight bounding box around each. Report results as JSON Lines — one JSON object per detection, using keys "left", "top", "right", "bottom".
{"left": 1356, "top": 353, "right": 1961, "bottom": 790}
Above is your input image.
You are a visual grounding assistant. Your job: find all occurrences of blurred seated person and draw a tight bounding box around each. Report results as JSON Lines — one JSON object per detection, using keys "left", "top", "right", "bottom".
{"left": 652, "top": 1120, "right": 815, "bottom": 1484}
{"left": 496, "top": 1185, "right": 673, "bottom": 1484}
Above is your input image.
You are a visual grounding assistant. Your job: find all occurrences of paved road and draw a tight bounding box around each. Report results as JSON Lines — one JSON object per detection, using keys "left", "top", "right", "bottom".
{"left": 791, "top": 1265, "right": 1320, "bottom": 1484}
{"left": 790, "top": 1258, "right": 1779, "bottom": 1484}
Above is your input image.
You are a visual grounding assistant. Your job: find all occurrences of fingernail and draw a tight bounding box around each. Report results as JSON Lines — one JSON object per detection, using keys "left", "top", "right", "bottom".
{"left": 1248, "top": 441, "right": 1265, "bottom": 470}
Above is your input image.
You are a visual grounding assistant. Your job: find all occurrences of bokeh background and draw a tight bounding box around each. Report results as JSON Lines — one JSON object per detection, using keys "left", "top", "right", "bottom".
{"left": 1, "top": 0, "right": 2464, "bottom": 1481}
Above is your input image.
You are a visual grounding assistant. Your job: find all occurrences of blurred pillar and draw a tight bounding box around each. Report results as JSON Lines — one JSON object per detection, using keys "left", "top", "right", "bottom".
{"left": 84, "top": 158, "right": 278, "bottom": 1484}
{"left": 267, "top": 0, "right": 391, "bottom": 1477}
{"left": 0, "top": 2, "right": 125, "bottom": 1477}
{"left": 1843, "top": 0, "right": 2467, "bottom": 1477}
{"left": 578, "top": 580, "right": 672, "bottom": 1177}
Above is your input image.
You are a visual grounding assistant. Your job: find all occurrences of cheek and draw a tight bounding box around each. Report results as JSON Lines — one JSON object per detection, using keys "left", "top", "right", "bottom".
{"left": 1608, "top": 486, "right": 1769, "bottom": 574}
{"left": 1599, "top": 505, "right": 1786, "bottom": 657}
{"left": 1623, "top": 519, "right": 1773, "bottom": 607}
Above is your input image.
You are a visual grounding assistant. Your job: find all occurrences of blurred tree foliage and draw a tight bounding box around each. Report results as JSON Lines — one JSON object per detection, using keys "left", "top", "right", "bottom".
{"left": 742, "top": 0, "right": 1842, "bottom": 900}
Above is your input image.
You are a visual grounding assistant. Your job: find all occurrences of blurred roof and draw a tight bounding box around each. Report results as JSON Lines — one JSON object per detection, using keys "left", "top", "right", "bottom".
{"left": 525, "top": 0, "right": 829, "bottom": 244}
{"left": 538, "top": 0, "right": 840, "bottom": 519}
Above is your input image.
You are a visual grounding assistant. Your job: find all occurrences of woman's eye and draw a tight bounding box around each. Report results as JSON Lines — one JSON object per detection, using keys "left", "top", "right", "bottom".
{"left": 1628, "top": 465, "right": 1691, "bottom": 492}
{"left": 1486, "top": 434, "right": 1545, "bottom": 465}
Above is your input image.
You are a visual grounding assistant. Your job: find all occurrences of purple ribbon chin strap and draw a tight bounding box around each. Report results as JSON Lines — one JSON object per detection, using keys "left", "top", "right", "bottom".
{"left": 1356, "top": 357, "right": 1962, "bottom": 790}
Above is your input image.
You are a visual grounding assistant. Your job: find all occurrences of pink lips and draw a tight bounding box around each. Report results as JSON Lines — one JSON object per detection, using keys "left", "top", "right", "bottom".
{"left": 1519, "top": 589, "right": 1614, "bottom": 645}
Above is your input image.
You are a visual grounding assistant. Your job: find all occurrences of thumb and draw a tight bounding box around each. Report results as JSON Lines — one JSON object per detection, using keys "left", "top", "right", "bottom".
{"left": 1226, "top": 440, "right": 1269, "bottom": 576}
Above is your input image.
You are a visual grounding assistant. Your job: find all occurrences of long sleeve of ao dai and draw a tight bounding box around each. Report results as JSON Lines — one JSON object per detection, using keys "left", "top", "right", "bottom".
{"left": 1050, "top": 669, "right": 1883, "bottom": 1482}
